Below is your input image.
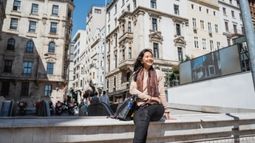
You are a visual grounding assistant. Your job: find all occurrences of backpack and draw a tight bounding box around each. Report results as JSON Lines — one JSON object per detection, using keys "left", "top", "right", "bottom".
{"left": 112, "top": 94, "right": 138, "bottom": 121}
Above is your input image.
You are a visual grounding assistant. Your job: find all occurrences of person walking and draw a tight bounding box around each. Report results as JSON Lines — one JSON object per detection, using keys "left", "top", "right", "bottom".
{"left": 99, "top": 91, "right": 110, "bottom": 106}
{"left": 129, "top": 48, "right": 171, "bottom": 143}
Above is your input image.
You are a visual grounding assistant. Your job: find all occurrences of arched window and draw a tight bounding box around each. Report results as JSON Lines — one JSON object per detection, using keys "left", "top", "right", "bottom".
{"left": 7, "top": 38, "right": 15, "bottom": 50}
{"left": 26, "top": 40, "right": 34, "bottom": 53}
{"left": 48, "top": 41, "right": 55, "bottom": 53}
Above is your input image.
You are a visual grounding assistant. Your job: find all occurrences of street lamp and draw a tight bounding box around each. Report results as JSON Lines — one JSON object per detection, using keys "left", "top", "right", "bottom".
{"left": 239, "top": 0, "right": 255, "bottom": 90}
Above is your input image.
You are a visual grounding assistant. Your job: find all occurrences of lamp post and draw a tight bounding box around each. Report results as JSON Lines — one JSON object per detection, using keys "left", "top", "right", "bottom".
{"left": 239, "top": 0, "right": 255, "bottom": 90}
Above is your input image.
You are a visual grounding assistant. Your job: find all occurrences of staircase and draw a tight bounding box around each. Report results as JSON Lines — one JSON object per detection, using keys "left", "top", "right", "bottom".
{"left": 1, "top": 113, "right": 255, "bottom": 143}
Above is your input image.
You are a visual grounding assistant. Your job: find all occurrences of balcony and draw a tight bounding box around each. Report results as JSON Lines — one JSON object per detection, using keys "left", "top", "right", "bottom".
{"left": 119, "top": 32, "right": 133, "bottom": 44}
{"left": 223, "top": 29, "right": 244, "bottom": 38}
{"left": 118, "top": 59, "right": 134, "bottom": 71}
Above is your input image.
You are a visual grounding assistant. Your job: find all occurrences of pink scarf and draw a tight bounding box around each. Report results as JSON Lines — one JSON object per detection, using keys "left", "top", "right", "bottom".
{"left": 136, "top": 68, "right": 159, "bottom": 97}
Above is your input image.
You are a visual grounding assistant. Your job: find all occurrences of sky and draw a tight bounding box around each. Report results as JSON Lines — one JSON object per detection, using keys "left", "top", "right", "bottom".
{"left": 72, "top": 0, "right": 107, "bottom": 37}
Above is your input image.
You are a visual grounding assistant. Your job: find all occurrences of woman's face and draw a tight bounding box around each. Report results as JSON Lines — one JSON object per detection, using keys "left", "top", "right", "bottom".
{"left": 142, "top": 51, "right": 154, "bottom": 69}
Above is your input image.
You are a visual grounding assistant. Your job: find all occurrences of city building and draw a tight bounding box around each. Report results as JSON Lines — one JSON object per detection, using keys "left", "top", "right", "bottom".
{"left": 105, "top": 0, "right": 191, "bottom": 102}
{"left": 104, "top": 0, "right": 244, "bottom": 103}
{"left": 0, "top": 0, "right": 74, "bottom": 106}
{"left": 218, "top": 0, "right": 244, "bottom": 46}
{"left": 0, "top": 0, "right": 7, "bottom": 40}
{"left": 70, "top": 6, "right": 106, "bottom": 94}
{"left": 70, "top": 30, "right": 87, "bottom": 92}
{"left": 187, "top": 0, "right": 228, "bottom": 57}
{"left": 249, "top": 0, "right": 255, "bottom": 27}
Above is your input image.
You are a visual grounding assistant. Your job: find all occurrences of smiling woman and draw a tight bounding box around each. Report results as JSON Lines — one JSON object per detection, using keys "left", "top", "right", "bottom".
{"left": 129, "top": 48, "right": 172, "bottom": 143}
{"left": 72, "top": 0, "right": 108, "bottom": 37}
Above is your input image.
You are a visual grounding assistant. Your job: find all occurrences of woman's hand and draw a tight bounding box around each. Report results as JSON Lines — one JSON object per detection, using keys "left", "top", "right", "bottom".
{"left": 163, "top": 111, "right": 171, "bottom": 120}
{"left": 150, "top": 96, "right": 161, "bottom": 104}
{"left": 163, "top": 109, "right": 175, "bottom": 120}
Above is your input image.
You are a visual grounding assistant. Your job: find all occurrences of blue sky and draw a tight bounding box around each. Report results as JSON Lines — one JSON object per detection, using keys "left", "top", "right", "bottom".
{"left": 72, "top": 0, "right": 107, "bottom": 37}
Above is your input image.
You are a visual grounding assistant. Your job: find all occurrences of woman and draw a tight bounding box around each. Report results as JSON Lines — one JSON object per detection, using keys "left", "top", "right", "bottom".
{"left": 129, "top": 48, "right": 171, "bottom": 143}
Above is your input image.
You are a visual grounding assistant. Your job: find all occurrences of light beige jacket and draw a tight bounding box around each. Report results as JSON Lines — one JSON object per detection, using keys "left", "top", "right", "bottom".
{"left": 129, "top": 69, "right": 170, "bottom": 111}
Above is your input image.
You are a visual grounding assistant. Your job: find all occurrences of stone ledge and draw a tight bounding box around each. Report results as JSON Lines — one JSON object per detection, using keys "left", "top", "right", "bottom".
{"left": 1, "top": 113, "right": 255, "bottom": 143}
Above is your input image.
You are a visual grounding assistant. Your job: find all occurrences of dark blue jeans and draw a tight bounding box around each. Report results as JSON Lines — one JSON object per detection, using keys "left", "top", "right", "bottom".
{"left": 133, "top": 104, "right": 165, "bottom": 143}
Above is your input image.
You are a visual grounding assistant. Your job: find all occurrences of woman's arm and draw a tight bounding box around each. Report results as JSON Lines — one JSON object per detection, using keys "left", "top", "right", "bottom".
{"left": 157, "top": 70, "right": 171, "bottom": 112}
{"left": 129, "top": 79, "right": 151, "bottom": 100}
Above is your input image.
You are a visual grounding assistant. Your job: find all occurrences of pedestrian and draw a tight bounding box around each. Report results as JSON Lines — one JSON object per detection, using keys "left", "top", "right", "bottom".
{"left": 129, "top": 48, "right": 172, "bottom": 143}
{"left": 90, "top": 91, "right": 100, "bottom": 104}
{"left": 99, "top": 91, "right": 110, "bottom": 106}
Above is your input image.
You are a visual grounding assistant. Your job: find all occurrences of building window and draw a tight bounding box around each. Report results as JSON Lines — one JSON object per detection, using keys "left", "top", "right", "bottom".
{"left": 128, "top": 21, "right": 131, "bottom": 32}
{"left": 200, "top": 20, "right": 204, "bottom": 29}
{"left": 128, "top": 47, "right": 132, "bottom": 59}
{"left": 210, "top": 40, "right": 214, "bottom": 51}
{"left": 153, "top": 43, "right": 159, "bottom": 59}
{"left": 21, "top": 82, "right": 29, "bottom": 96}
{"left": 191, "top": 4, "right": 194, "bottom": 9}
{"left": 208, "top": 22, "right": 212, "bottom": 33}
{"left": 28, "top": 21, "right": 36, "bottom": 33}
{"left": 25, "top": 40, "right": 34, "bottom": 53}
{"left": 202, "top": 39, "right": 206, "bottom": 49}
{"left": 95, "top": 8, "right": 101, "bottom": 14}
{"left": 174, "top": 4, "right": 179, "bottom": 15}
{"left": 7, "top": 38, "right": 15, "bottom": 50}
{"left": 215, "top": 24, "right": 218, "bottom": 33}
{"left": 192, "top": 18, "right": 197, "bottom": 29}
{"left": 233, "top": 24, "right": 237, "bottom": 33}
{"left": 127, "top": 4, "right": 130, "bottom": 11}
{"left": 1, "top": 81, "right": 10, "bottom": 97}
{"left": 122, "top": 0, "right": 125, "bottom": 6}
{"left": 150, "top": 0, "right": 157, "bottom": 9}
{"left": 115, "top": 34, "right": 117, "bottom": 47}
{"left": 52, "top": 5, "right": 59, "bottom": 16}
{"left": 176, "top": 23, "right": 181, "bottom": 36}
{"left": 48, "top": 41, "right": 55, "bottom": 53}
{"left": 152, "top": 18, "right": 158, "bottom": 31}
{"left": 10, "top": 18, "right": 18, "bottom": 30}
{"left": 107, "top": 12, "right": 110, "bottom": 21}
{"left": 47, "top": 63, "right": 54, "bottom": 74}
{"left": 122, "top": 48, "right": 125, "bottom": 61}
{"left": 231, "top": 10, "right": 235, "bottom": 18}
{"left": 194, "top": 37, "right": 199, "bottom": 48}
{"left": 133, "top": 0, "right": 137, "bottom": 8}
{"left": 44, "top": 84, "right": 52, "bottom": 96}
{"left": 217, "top": 42, "right": 220, "bottom": 50}
{"left": 114, "top": 51, "right": 117, "bottom": 68}
{"left": 225, "top": 21, "right": 229, "bottom": 32}
{"left": 13, "top": 0, "right": 21, "bottom": 11}
{"left": 108, "top": 24, "right": 110, "bottom": 33}
{"left": 50, "top": 22, "right": 57, "bottom": 33}
{"left": 223, "top": 7, "right": 226, "bottom": 15}
{"left": 114, "top": 4, "right": 117, "bottom": 14}
{"left": 177, "top": 47, "right": 183, "bottom": 61}
{"left": 31, "top": 3, "right": 39, "bottom": 14}
{"left": 4, "top": 60, "right": 13, "bottom": 73}
{"left": 241, "top": 26, "right": 245, "bottom": 34}
{"left": 23, "top": 61, "right": 33, "bottom": 76}
{"left": 107, "top": 56, "right": 110, "bottom": 72}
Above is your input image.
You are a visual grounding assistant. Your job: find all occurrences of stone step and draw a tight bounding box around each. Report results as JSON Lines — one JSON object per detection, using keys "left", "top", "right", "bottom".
{"left": 1, "top": 113, "right": 255, "bottom": 143}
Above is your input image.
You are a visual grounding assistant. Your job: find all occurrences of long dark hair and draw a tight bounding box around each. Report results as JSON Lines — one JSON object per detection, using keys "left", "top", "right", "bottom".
{"left": 133, "top": 48, "right": 154, "bottom": 81}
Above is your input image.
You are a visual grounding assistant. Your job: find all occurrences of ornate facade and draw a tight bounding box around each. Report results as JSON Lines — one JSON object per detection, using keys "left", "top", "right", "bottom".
{"left": 0, "top": 0, "right": 74, "bottom": 106}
